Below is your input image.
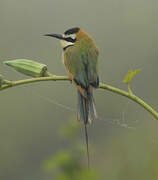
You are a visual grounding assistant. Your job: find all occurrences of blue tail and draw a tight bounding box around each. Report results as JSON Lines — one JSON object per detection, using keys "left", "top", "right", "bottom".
{"left": 77, "top": 88, "right": 97, "bottom": 124}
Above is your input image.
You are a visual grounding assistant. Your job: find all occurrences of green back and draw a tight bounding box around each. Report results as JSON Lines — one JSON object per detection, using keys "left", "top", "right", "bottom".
{"left": 64, "top": 38, "right": 99, "bottom": 89}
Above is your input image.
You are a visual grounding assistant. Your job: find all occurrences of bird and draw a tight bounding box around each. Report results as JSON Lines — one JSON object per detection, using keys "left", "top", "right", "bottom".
{"left": 45, "top": 27, "right": 99, "bottom": 168}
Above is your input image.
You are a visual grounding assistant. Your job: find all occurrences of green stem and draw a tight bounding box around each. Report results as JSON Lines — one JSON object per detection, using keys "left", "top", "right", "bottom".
{"left": 99, "top": 83, "right": 158, "bottom": 120}
{"left": 1, "top": 75, "right": 158, "bottom": 120}
{"left": 0, "top": 75, "right": 69, "bottom": 91}
{"left": 127, "top": 83, "right": 133, "bottom": 95}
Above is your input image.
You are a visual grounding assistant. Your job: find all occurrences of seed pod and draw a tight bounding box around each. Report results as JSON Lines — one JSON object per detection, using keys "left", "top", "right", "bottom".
{"left": 4, "top": 59, "right": 49, "bottom": 77}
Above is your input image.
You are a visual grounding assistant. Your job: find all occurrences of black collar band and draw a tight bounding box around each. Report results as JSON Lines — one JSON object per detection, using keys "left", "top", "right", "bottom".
{"left": 63, "top": 44, "right": 73, "bottom": 51}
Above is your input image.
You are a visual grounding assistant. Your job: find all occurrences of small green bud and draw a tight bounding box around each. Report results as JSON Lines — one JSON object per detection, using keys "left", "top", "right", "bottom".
{"left": 4, "top": 59, "right": 49, "bottom": 77}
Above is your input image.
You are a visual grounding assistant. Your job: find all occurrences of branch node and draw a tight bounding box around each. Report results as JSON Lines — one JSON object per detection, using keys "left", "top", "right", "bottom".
{"left": 127, "top": 83, "right": 133, "bottom": 95}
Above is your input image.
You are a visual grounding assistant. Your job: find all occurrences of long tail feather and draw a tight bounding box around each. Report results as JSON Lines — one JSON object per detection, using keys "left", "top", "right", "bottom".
{"left": 77, "top": 89, "right": 97, "bottom": 169}
{"left": 84, "top": 123, "right": 90, "bottom": 169}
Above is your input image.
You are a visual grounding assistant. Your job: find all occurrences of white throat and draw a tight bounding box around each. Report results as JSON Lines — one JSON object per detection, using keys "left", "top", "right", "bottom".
{"left": 60, "top": 40, "right": 74, "bottom": 49}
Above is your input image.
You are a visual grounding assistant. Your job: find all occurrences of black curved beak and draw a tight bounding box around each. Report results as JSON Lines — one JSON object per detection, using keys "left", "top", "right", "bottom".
{"left": 44, "top": 34, "right": 64, "bottom": 40}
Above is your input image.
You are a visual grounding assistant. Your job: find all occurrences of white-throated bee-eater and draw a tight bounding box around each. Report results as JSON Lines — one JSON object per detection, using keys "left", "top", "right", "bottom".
{"left": 45, "top": 27, "right": 99, "bottom": 168}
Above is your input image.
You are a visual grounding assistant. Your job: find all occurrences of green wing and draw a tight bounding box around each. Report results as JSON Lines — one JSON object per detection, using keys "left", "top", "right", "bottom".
{"left": 64, "top": 45, "right": 99, "bottom": 89}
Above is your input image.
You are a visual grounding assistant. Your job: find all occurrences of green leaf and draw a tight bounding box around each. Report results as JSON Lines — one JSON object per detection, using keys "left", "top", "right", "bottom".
{"left": 4, "top": 59, "right": 49, "bottom": 77}
{"left": 123, "top": 69, "right": 141, "bottom": 84}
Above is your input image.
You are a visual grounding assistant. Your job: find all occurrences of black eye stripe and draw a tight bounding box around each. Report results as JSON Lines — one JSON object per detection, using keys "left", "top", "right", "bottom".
{"left": 64, "top": 37, "right": 76, "bottom": 43}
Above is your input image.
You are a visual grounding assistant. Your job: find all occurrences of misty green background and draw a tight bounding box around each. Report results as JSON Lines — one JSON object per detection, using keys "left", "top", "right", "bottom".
{"left": 1, "top": 0, "right": 158, "bottom": 179}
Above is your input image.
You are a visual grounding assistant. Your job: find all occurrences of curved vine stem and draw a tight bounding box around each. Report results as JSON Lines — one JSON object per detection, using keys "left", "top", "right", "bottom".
{"left": 1, "top": 74, "right": 158, "bottom": 120}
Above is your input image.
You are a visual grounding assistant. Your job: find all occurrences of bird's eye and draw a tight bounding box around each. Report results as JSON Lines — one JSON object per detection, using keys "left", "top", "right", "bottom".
{"left": 65, "top": 37, "right": 76, "bottom": 43}
{"left": 64, "top": 34, "right": 76, "bottom": 43}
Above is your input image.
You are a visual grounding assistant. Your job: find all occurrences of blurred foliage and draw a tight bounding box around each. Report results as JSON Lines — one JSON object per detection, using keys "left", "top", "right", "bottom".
{"left": 42, "top": 119, "right": 100, "bottom": 180}
{"left": 58, "top": 119, "right": 82, "bottom": 140}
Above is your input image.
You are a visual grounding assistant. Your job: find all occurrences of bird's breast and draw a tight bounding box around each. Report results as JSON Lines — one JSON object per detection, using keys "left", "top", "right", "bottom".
{"left": 61, "top": 51, "right": 65, "bottom": 65}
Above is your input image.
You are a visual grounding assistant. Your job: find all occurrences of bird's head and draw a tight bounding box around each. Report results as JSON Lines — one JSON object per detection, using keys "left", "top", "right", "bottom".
{"left": 45, "top": 27, "right": 89, "bottom": 50}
